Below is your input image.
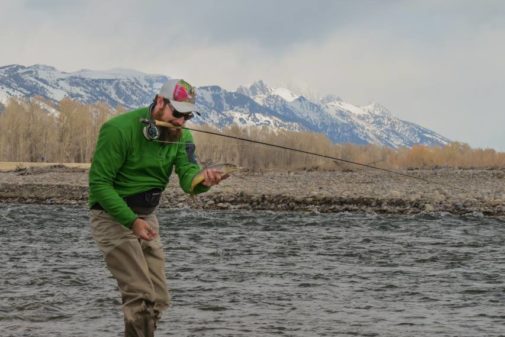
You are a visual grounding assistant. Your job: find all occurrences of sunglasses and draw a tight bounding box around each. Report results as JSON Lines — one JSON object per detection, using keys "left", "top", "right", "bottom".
{"left": 173, "top": 109, "right": 194, "bottom": 121}
{"left": 163, "top": 98, "right": 195, "bottom": 121}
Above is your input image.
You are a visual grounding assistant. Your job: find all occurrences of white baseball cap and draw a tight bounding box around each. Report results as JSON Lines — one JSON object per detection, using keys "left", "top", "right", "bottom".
{"left": 158, "top": 79, "right": 196, "bottom": 113}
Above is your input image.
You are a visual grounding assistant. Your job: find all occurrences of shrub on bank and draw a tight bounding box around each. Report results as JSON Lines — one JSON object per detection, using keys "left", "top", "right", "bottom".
{"left": 1, "top": 98, "right": 503, "bottom": 170}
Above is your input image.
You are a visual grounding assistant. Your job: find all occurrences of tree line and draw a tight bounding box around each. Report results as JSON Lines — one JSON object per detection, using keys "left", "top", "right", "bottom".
{"left": 1, "top": 98, "right": 504, "bottom": 170}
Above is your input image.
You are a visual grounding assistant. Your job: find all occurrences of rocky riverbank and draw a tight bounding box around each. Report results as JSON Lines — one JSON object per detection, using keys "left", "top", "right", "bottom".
{"left": 0, "top": 164, "right": 504, "bottom": 216}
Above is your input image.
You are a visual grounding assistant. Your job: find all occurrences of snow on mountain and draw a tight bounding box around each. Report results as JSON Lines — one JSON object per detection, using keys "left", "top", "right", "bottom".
{"left": 195, "top": 85, "right": 303, "bottom": 132}
{"left": 272, "top": 87, "right": 299, "bottom": 102}
{"left": 239, "top": 81, "right": 450, "bottom": 147}
{"left": 0, "top": 87, "right": 11, "bottom": 105}
{"left": 361, "top": 102, "right": 393, "bottom": 117}
{"left": 0, "top": 64, "right": 167, "bottom": 108}
{"left": 73, "top": 68, "right": 156, "bottom": 80}
{"left": 0, "top": 64, "right": 451, "bottom": 148}
{"left": 326, "top": 100, "right": 369, "bottom": 116}
{"left": 237, "top": 80, "right": 299, "bottom": 105}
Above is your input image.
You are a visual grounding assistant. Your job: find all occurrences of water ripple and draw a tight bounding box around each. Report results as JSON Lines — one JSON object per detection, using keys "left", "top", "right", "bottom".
{"left": 0, "top": 204, "right": 504, "bottom": 336}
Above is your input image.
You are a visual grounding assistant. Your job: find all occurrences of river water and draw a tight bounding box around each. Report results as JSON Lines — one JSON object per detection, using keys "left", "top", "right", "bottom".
{"left": 0, "top": 204, "right": 504, "bottom": 337}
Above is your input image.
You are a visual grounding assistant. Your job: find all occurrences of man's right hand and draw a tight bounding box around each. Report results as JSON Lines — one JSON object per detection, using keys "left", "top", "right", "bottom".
{"left": 132, "top": 218, "right": 157, "bottom": 241}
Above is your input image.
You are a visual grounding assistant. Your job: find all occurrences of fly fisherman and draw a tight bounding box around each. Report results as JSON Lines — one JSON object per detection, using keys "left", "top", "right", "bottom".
{"left": 89, "top": 78, "right": 228, "bottom": 337}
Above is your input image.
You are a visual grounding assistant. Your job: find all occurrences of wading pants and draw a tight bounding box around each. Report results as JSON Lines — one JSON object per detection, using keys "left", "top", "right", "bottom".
{"left": 90, "top": 210, "right": 171, "bottom": 337}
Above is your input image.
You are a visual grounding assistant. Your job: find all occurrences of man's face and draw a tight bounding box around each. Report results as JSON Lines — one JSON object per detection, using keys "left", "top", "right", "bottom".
{"left": 152, "top": 97, "right": 186, "bottom": 141}
{"left": 154, "top": 99, "right": 187, "bottom": 127}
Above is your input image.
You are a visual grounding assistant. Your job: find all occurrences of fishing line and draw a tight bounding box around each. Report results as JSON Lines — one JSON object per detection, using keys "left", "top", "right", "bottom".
{"left": 151, "top": 119, "right": 468, "bottom": 193}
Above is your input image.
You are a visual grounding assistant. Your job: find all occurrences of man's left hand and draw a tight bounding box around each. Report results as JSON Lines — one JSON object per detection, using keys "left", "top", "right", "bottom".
{"left": 201, "top": 168, "right": 229, "bottom": 187}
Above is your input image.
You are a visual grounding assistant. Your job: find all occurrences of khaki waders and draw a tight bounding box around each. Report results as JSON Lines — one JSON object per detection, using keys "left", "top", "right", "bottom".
{"left": 90, "top": 209, "right": 171, "bottom": 337}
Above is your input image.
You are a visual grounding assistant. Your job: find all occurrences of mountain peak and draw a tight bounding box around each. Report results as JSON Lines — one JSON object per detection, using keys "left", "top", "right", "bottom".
{"left": 237, "top": 80, "right": 299, "bottom": 103}
{"left": 362, "top": 102, "right": 392, "bottom": 116}
{"left": 237, "top": 80, "right": 272, "bottom": 97}
{"left": 320, "top": 94, "right": 343, "bottom": 104}
{"left": 250, "top": 80, "right": 270, "bottom": 93}
{"left": 73, "top": 68, "right": 159, "bottom": 80}
{"left": 0, "top": 64, "right": 60, "bottom": 77}
{"left": 31, "top": 64, "right": 58, "bottom": 71}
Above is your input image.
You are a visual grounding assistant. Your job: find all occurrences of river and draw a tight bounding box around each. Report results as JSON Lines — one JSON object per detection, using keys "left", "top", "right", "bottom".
{"left": 1, "top": 204, "right": 504, "bottom": 336}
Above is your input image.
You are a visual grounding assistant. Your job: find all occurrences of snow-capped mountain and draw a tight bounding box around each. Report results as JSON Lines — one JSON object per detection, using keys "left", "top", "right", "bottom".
{"left": 0, "top": 64, "right": 167, "bottom": 108}
{"left": 0, "top": 64, "right": 450, "bottom": 148}
{"left": 196, "top": 85, "right": 302, "bottom": 131}
{"left": 235, "top": 80, "right": 449, "bottom": 147}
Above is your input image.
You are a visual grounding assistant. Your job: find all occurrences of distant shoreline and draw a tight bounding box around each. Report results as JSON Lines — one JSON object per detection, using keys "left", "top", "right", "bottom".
{"left": 0, "top": 163, "right": 504, "bottom": 216}
{"left": 0, "top": 162, "right": 90, "bottom": 171}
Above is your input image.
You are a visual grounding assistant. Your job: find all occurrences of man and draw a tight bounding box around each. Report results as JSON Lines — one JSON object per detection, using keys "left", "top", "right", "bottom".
{"left": 89, "top": 78, "right": 227, "bottom": 337}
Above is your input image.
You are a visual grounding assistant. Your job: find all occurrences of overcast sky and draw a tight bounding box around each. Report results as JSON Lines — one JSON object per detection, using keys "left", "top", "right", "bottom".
{"left": 1, "top": 0, "right": 504, "bottom": 150}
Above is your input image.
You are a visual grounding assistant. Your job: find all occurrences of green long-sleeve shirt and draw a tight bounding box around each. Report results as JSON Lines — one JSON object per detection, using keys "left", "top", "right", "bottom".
{"left": 88, "top": 107, "right": 208, "bottom": 227}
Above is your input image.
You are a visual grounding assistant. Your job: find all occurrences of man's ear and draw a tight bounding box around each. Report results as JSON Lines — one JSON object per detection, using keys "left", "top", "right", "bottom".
{"left": 155, "top": 95, "right": 165, "bottom": 108}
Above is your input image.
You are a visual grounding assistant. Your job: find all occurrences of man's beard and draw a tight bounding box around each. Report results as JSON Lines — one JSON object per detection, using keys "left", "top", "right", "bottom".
{"left": 152, "top": 106, "right": 182, "bottom": 142}
{"left": 158, "top": 125, "right": 182, "bottom": 142}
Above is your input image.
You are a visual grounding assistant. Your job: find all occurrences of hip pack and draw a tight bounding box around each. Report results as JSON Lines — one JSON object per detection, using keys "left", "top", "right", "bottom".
{"left": 125, "top": 188, "right": 162, "bottom": 208}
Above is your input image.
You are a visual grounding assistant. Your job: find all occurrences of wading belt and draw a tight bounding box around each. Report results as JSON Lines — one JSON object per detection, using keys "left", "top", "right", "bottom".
{"left": 91, "top": 188, "right": 162, "bottom": 215}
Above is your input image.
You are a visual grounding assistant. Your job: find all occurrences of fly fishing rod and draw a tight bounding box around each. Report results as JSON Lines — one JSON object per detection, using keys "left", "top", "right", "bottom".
{"left": 151, "top": 119, "right": 467, "bottom": 192}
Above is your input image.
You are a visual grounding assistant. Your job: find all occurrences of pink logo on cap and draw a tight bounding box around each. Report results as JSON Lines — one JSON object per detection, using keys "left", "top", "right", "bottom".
{"left": 173, "top": 83, "right": 191, "bottom": 102}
